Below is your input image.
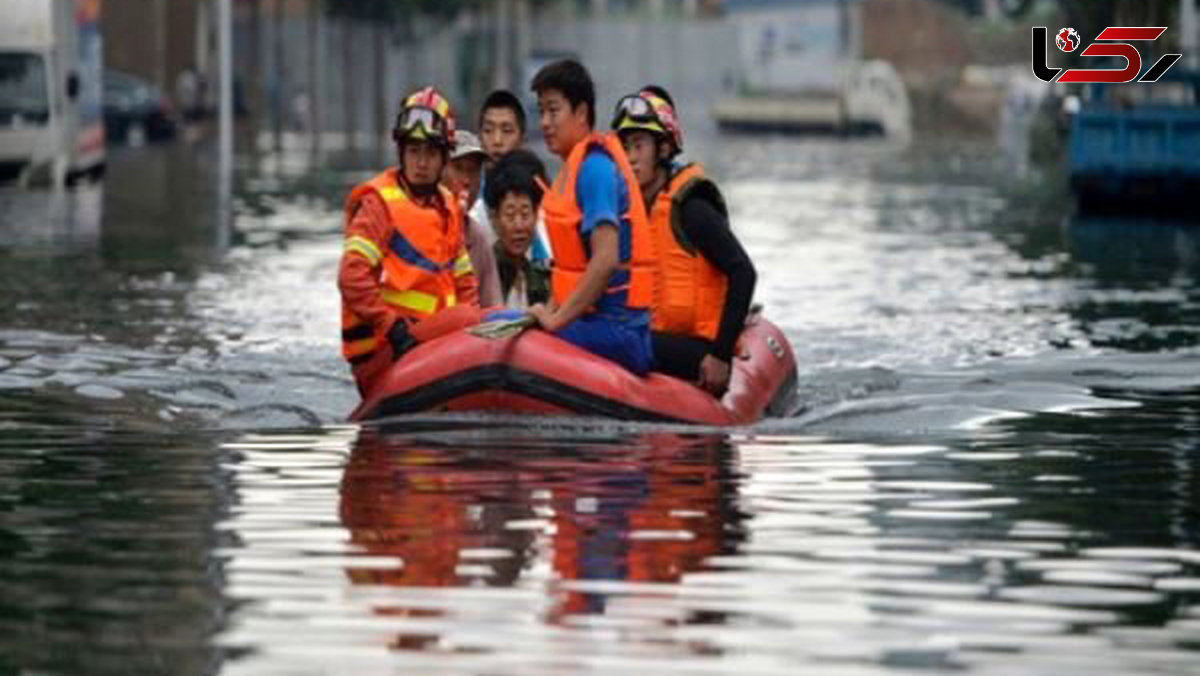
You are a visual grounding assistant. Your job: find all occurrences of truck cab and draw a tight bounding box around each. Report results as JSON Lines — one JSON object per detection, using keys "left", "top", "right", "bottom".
{"left": 0, "top": 0, "right": 105, "bottom": 187}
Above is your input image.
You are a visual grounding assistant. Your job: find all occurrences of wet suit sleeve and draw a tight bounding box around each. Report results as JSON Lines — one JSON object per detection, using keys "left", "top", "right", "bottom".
{"left": 339, "top": 192, "right": 401, "bottom": 335}
{"left": 679, "top": 194, "right": 757, "bottom": 362}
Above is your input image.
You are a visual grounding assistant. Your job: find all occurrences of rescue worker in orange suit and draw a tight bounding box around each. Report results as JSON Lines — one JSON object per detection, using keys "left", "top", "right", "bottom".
{"left": 338, "top": 87, "right": 480, "bottom": 394}
{"left": 612, "top": 86, "right": 757, "bottom": 396}
{"left": 527, "top": 59, "right": 655, "bottom": 375}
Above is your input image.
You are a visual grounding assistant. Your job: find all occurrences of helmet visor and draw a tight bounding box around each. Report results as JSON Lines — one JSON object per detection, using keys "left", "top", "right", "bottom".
{"left": 396, "top": 106, "right": 448, "bottom": 143}
{"left": 611, "top": 95, "right": 658, "bottom": 128}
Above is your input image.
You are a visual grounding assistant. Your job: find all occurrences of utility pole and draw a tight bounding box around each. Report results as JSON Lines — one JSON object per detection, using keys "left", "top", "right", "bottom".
{"left": 373, "top": 19, "right": 387, "bottom": 165}
{"left": 1183, "top": 0, "right": 1198, "bottom": 70}
{"left": 248, "top": 0, "right": 262, "bottom": 161}
{"left": 516, "top": 0, "right": 531, "bottom": 93}
{"left": 217, "top": 0, "right": 233, "bottom": 251}
{"left": 308, "top": 0, "right": 323, "bottom": 160}
{"left": 155, "top": 0, "right": 168, "bottom": 92}
{"left": 343, "top": 18, "right": 356, "bottom": 153}
{"left": 273, "top": 0, "right": 286, "bottom": 158}
{"left": 493, "top": 0, "right": 512, "bottom": 91}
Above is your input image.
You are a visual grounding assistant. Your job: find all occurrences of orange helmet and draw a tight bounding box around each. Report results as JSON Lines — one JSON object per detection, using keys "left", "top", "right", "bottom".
{"left": 611, "top": 90, "right": 682, "bottom": 156}
{"left": 394, "top": 86, "right": 457, "bottom": 150}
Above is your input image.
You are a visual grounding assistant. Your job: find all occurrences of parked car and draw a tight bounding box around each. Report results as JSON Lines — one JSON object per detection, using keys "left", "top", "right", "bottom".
{"left": 103, "top": 69, "right": 176, "bottom": 145}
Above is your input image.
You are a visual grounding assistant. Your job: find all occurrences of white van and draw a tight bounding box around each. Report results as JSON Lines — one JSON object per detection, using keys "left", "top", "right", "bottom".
{"left": 0, "top": 0, "right": 105, "bottom": 187}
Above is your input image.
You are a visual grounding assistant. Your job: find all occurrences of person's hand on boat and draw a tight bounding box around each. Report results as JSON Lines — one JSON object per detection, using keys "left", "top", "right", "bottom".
{"left": 386, "top": 320, "right": 418, "bottom": 360}
{"left": 698, "top": 354, "right": 731, "bottom": 396}
{"left": 528, "top": 303, "right": 562, "bottom": 332}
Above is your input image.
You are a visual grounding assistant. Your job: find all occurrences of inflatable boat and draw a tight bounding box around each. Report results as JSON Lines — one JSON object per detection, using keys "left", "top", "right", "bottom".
{"left": 350, "top": 312, "right": 797, "bottom": 425}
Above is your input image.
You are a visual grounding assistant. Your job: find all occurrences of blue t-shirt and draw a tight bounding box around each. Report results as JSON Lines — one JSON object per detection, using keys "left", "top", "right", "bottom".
{"left": 574, "top": 148, "right": 646, "bottom": 325}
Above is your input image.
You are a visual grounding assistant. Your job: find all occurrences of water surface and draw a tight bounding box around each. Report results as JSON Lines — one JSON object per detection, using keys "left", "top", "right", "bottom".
{"left": 1, "top": 136, "right": 1198, "bottom": 675}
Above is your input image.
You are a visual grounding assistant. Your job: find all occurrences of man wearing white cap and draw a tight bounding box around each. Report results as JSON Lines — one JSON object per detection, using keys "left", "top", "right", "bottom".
{"left": 443, "top": 130, "right": 502, "bottom": 306}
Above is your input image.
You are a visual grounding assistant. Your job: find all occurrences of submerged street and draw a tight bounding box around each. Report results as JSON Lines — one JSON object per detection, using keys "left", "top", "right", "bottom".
{"left": 2, "top": 133, "right": 1199, "bottom": 674}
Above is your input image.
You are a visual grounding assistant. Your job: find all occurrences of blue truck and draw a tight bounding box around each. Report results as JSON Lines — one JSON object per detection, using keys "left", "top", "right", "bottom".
{"left": 1068, "top": 70, "right": 1200, "bottom": 214}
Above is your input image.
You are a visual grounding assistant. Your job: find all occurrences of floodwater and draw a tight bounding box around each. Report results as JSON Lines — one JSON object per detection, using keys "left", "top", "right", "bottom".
{"left": 1, "top": 135, "right": 1199, "bottom": 676}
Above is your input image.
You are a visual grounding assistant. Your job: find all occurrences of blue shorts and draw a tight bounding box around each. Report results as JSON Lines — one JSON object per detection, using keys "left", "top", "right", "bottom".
{"left": 555, "top": 313, "right": 653, "bottom": 376}
{"left": 485, "top": 309, "right": 654, "bottom": 376}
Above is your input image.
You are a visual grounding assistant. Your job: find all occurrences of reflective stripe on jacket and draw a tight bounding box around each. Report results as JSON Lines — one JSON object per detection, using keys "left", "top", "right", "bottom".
{"left": 340, "top": 169, "right": 464, "bottom": 364}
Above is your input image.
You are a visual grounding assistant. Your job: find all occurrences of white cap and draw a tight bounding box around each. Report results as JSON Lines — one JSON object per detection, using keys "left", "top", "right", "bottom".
{"left": 451, "top": 130, "right": 487, "bottom": 160}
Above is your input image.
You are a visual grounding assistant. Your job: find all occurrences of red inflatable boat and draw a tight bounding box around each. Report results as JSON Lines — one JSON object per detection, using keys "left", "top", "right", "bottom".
{"left": 350, "top": 312, "right": 798, "bottom": 425}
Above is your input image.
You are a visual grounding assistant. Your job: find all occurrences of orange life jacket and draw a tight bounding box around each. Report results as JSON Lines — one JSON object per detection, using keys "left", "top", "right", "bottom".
{"left": 647, "top": 164, "right": 729, "bottom": 341}
{"left": 341, "top": 169, "right": 468, "bottom": 364}
{"left": 539, "top": 132, "right": 654, "bottom": 311}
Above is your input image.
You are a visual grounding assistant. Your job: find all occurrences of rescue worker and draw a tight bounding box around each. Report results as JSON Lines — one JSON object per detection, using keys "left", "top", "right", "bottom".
{"left": 529, "top": 59, "right": 655, "bottom": 376}
{"left": 483, "top": 149, "right": 551, "bottom": 309}
{"left": 443, "top": 129, "right": 502, "bottom": 306}
{"left": 338, "top": 86, "right": 480, "bottom": 394}
{"left": 612, "top": 86, "right": 757, "bottom": 395}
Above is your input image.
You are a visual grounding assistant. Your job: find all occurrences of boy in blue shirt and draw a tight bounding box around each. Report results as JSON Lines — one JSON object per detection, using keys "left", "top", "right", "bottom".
{"left": 527, "top": 60, "right": 655, "bottom": 376}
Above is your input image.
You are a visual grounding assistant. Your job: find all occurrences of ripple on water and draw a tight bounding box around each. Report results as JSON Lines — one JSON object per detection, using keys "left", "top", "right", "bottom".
{"left": 886, "top": 509, "right": 995, "bottom": 522}
{"left": 1154, "top": 578, "right": 1200, "bottom": 592}
{"left": 1041, "top": 570, "right": 1155, "bottom": 588}
{"left": 1017, "top": 558, "right": 1184, "bottom": 577}
{"left": 0, "top": 373, "right": 40, "bottom": 389}
{"left": 74, "top": 384, "right": 124, "bottom": 400}
{"left": 5, "top": 128, "right": 1200, "bottom": 676}
{"left": 999, "top": 585, "right": 1165, "bottom": 607}
{"left": 1082, "top": 547, "right": 1200, "bottom": 565}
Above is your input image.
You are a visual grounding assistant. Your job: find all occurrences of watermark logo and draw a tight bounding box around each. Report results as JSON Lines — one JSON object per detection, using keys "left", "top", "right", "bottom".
{"left": 1033, "top": 26, "right": 1183, "bottom": 84}
{"left": 1056, "top": 27, "right": 1081, "bottom": 52}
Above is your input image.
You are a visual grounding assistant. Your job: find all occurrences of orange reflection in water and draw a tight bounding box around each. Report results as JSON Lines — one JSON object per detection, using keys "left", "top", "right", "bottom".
{"left": 338, "top": 429, "right": 742, "bottom": 635}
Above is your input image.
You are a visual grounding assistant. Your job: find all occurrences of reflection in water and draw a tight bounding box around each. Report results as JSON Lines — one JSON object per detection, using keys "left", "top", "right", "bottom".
{"left": 1067, "top": 214, "right": 1200, "bottom": 284}
{"left": 214, "top": 404, "right": 1200, "bottom": 675}
{"left": 0, "top": 425, "right": 223, "bottom": 675}
{"left": 101, "top": 144, "right": 231, "bottom": 269}
{"left": 216, "top": 426, "right": 752, "bottom": 674}
{"left": 3, "top": 126, "right": 1200, "bottom": 676}
{"left": 1065, "top": 215, "right": 1200, "bottom": 352}
{"left": 0, "top": 184, "right": 102, "bottom": 252}
{"left": 338, "top": 429, "right": 740, "bottom": 632}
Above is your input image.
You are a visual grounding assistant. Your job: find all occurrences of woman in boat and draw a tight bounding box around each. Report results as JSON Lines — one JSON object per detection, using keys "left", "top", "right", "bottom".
{"left": 483, "top": 149, "right": 551, "bottom": 309}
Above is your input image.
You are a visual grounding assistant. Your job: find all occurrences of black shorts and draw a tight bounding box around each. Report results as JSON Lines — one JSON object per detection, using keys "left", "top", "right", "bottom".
{"left": 651, "top": 332, "right": 712, "bottom": 381}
